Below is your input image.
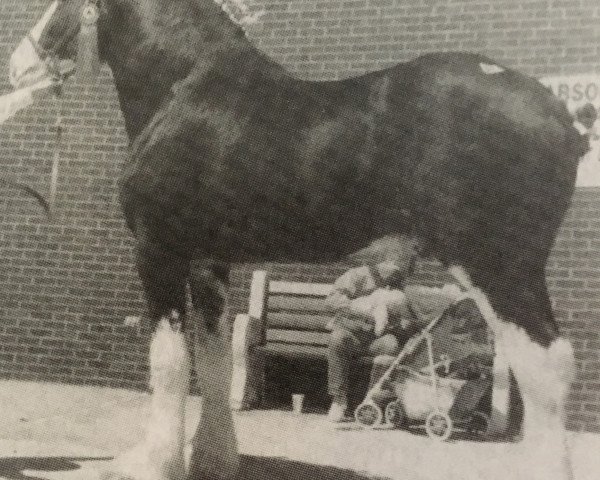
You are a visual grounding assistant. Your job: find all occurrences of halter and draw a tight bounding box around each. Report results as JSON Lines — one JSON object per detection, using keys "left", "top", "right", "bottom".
{"left": 25, "top": 0, "right": 102, "bottom": 80}
{"left": 25, "top": 0, "right": 102, "bottom": 213}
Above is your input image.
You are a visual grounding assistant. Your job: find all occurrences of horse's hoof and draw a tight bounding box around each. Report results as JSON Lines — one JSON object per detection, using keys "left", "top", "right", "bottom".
{"left": 100, "top": 472, "right": 137, "bottom": 480}
{"left": 100, "top": 444, "right": 185, "bottom": 480}
{"left": 186, "top": 448, "right": 239, "bottom": 480}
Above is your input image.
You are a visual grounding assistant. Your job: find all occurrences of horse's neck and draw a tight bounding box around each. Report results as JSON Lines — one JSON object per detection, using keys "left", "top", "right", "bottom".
{"left": 103, "top": 0, "right": 260, "bottom": 140}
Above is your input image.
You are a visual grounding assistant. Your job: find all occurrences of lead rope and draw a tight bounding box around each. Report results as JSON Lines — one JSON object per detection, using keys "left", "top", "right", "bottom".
{"left": 50, "top": 84, "right": 64, "bottom": 213}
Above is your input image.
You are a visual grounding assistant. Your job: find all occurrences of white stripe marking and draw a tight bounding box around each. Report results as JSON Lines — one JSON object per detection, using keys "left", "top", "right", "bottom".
{"left": 480, "top": 63, "right": 505, "bottom": 74}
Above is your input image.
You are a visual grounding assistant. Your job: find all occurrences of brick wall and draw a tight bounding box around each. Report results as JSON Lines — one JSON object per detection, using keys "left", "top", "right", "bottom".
{"left": 552, "top": 190, "right": 600, "bottom": 432}
{"left": 0, "top": 0, "right": 599, "bottom": 431}
{"left": 252, "top": 0, "right": 600, "bottom": 79}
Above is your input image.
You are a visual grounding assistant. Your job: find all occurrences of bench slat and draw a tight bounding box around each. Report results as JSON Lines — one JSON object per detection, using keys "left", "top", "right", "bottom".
{"left": 256, "top": 343, "right": 374, "bottom": 365}
{"left": 266, "top": 312, "right": 332, "bottom": 331}
{"left": 269, "top": 281, "right": 332, "bottom": 296}
{"left": 266, "top": 329, "right": 330, "bottom": 346}
{"left": 257, "top": 343, "right": 328, "bottom": 361}
{"left": 268, "top": 295, "right": 330, "bottom": 313}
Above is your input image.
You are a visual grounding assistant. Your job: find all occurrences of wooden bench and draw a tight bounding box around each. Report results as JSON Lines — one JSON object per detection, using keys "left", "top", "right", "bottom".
{"left": 230, "top": 270, "right": 336, "bottom": 411}
{"left": 229, "top": 269, "right": 513, "bottom": 435}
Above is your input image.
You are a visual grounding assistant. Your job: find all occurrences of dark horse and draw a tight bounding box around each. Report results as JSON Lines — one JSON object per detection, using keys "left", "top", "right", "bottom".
{"left": 9, "top": 1, "right": 590, "bottom": 479}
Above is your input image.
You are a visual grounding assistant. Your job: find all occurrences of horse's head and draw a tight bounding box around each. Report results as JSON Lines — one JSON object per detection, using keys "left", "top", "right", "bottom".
{"left": 9, "top": 0, "right": 106, "bottom": 89}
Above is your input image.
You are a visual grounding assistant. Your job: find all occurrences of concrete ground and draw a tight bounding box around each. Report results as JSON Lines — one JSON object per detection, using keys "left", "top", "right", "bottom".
{"left": 0, "top": 380, "right": 598, "bottom": 480}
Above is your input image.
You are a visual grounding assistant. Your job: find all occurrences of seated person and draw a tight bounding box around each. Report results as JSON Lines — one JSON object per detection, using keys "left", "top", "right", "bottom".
{"left": 325, "top": 259, "right": 416, "bottom": 422}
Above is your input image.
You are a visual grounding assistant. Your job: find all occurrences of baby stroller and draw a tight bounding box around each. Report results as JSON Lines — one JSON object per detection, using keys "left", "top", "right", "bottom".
{"left": 354, "top": 300, "right": 492, "bottom": 441}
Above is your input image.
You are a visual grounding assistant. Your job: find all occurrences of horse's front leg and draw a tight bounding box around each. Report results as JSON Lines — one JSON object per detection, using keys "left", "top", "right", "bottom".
{"left": 186, "top": 261, "right": 239, "bottom": 480}
{"left": 102, "top": 241, "right": 192, "bottom": 480}
{"left": 451, "top": 266, "right": 575, "bottom": 480}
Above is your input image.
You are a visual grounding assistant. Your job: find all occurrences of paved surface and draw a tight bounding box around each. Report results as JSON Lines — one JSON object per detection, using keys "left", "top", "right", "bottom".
{"left": 0, "top": 380, "right": 598, "bottom": 480}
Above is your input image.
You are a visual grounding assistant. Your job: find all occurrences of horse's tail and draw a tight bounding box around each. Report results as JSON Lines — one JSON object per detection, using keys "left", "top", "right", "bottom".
{"left": 573, "top": 127, "right": 593, "bottom": 161}
{"left": 536, "top": 78, "right": 594, "bottom": 162}
{"left": 571, "top": 102, "right": 597, "bottom": 160}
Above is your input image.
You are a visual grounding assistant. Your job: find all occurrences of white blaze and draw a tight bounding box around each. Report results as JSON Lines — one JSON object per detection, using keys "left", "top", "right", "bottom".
{"left": 9, "top": 1, "right": 59, "bottom": 88}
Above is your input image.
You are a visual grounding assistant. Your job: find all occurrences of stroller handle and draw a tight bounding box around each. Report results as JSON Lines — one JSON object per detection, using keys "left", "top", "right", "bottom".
{"left": 365, "top": 302, "right": 458, "bottom": 399}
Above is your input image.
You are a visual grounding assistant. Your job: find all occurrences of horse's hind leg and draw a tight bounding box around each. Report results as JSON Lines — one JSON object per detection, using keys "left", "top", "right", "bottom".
{"left": 450, "top": 266, "right": 575, "bottom": 480}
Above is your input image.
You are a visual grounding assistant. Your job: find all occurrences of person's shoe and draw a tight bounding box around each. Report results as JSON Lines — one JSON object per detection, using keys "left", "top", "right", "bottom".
{"left": 327, "top": 399, "right": 348, "bottom": 423}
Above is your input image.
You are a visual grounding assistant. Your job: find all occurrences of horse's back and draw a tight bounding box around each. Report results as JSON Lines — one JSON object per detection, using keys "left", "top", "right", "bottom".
{"left": 376, "top": 52, "right": 585, "bottom": 269}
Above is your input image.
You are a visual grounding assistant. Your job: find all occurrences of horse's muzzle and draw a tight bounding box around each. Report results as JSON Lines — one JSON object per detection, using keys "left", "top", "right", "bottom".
{"left": 9, "top": 37, "right": 48, "bottom": 89}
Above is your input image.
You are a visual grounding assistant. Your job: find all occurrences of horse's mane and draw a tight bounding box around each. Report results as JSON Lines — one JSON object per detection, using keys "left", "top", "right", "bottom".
{"left": 211, "top": 0, "right": 263, "bottom": 31}
{"left": 134, "top": 0, "right": 262, "bottom": 66}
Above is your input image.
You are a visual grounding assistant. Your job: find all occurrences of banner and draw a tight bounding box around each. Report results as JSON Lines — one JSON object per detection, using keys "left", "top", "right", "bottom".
{"left": 540, "top": 75, "right": 600, "bottom": 187}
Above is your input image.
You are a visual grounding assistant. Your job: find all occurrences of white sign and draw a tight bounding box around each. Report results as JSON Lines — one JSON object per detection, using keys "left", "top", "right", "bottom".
{"left": 540, "top": 75, "right": 600, "bottom": 187}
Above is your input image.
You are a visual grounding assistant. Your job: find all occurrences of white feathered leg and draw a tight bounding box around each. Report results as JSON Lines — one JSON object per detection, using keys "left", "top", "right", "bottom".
{"left": 497, "top": 327, "right": 575, "bottom": 480}
{"left": 450, "top": 267, "right": 575, "bottom": 480}
{"left": 187, "top": 316, "right": 239, "bottom": 480}
{"left": 102, "top": 316, "right": 191, "bottom": 480}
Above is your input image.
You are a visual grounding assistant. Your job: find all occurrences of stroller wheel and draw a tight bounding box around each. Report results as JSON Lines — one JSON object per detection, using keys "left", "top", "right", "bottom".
{"left": 385, "top": 401, "right": 406, "bottom": 429}
{"left": 425, "top": 411, "right": 453, "bottom": 441}
{"left": 468, "top": 411, "right": 490, "bottom": 435}
{"left": 354, "top": 401, "right": 383, "bottom": 428}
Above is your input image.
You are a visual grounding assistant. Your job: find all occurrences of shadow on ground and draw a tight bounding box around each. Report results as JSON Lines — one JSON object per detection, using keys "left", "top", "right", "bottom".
{"left": 0, "top": 456, "right": 112, "bottom": 480}
{"left": 235, "top": 455, "right": 383, "bottom": 480}
{"left": 0, "top": 455, "right": 382, "bottom": 480}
